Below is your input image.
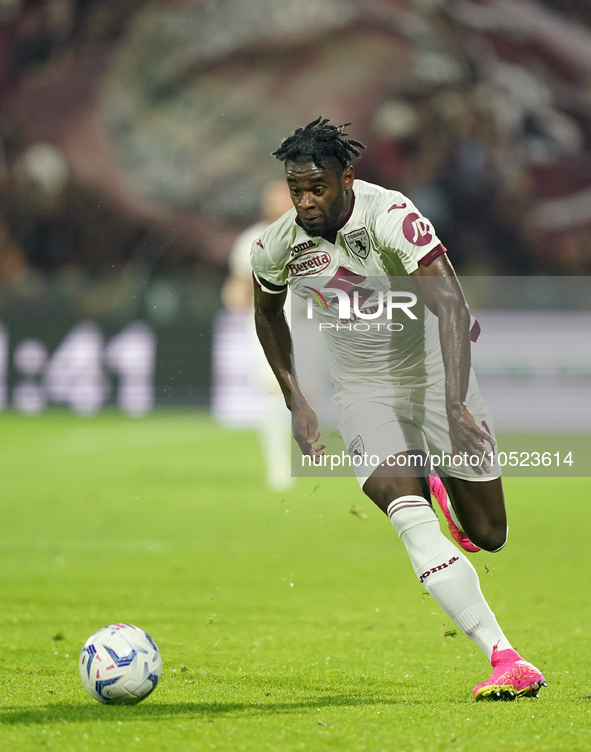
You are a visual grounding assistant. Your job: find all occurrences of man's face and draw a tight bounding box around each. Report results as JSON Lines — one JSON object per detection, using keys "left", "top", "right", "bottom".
{"left": 285, "top": 161, "right": 353, "bottom": 237}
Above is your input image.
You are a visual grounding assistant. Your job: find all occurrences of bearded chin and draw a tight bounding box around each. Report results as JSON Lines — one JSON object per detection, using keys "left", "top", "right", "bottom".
{"left": 303, "top": 195, "right": 344, "bottom": 238}
{"left": 302, "top": 224, "right": 325, "bottom": 238}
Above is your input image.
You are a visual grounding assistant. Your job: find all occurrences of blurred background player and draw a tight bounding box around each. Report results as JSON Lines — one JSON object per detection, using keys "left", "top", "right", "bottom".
{"left": 217, "top": 180, "right": 295, "bottom": 491}
{"left": 222, "top": 181, "right": 292, "bottom": 313}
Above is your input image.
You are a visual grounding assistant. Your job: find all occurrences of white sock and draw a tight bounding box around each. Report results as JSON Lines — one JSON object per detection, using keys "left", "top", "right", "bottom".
{"left": 387, "top": 495, "right": 512, "bottom": 660}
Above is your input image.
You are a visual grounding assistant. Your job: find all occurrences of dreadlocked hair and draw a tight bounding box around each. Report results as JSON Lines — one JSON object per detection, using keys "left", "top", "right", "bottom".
{"left": 272, "top": 117, "right": 365, "bottom": 172}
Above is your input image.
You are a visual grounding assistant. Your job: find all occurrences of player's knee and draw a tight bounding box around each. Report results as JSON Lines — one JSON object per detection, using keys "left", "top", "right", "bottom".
{"left": 476, "top": 524, "right": 507, "bottom": 553}
{"left": 362, "top": 477, "right": 427, "bottom": 516}
{"left": 362, "top": 482, "right": 393, "bottom": 514}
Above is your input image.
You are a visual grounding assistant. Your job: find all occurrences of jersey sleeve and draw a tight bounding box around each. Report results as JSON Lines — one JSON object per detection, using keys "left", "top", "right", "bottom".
{"left": 250, "top": 224, "right": 289, "bottom": 295}
{"left": 374, "top": 195, "right": 446, "bottom": 274}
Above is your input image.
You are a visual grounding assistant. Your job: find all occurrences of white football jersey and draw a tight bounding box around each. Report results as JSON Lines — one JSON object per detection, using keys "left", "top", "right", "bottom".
{"left": 251, "top": 179, "right": 449, "bottom": 389}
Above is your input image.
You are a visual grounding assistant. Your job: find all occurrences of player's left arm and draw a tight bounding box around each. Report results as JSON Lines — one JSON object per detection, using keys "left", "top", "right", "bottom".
{"left": 410, "top": 255, "right": 493, "bottom": 472}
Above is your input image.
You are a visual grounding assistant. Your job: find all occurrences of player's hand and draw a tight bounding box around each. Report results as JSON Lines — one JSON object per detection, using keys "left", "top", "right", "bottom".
{"left": 447, "top": 403, "right": 495, "bottom": 475}
{"left": 292, "top": 401, "right": 326, "bottom": 464}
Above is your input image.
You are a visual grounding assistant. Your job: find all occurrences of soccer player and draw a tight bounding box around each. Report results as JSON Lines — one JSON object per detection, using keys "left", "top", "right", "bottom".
{"left": 250, "top": 117, "right": 546, "bottom": 701}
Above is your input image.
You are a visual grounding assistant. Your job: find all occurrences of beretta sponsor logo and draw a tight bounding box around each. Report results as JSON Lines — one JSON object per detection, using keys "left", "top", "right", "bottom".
{"left": 288, "top": 249, "right": 331, "bottom": 276}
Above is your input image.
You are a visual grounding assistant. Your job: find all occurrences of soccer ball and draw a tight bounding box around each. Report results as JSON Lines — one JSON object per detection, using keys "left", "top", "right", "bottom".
{"left": 79, "top": 623, "right": 162, "bottom": 704}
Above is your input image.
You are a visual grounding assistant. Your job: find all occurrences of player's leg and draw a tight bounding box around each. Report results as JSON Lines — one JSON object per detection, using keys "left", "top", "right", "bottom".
{"left": 360, "top": 450, "right": 430, "bottom": 513}
{"left": 364, "top": 459, "right": 512, "bottom": 665}
{"left": 337, "top": 391, "right": 545, "bottom": 700}
{"left": 363, "top": 459, "right": 545, "bottom": 700}
{"left": 441, "top": 475, "right": 507, "bottom": 552}
{"left": 429, "top": 471, "right": 481, "bottom": 553}
{"left": 342, "top": 408, "right": 502, "bottom": 660}
{"left": 423, "top": 374, "right": 507, "bottom": 553}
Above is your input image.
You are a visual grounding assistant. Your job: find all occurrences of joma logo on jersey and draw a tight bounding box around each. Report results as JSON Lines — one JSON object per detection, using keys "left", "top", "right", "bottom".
{"left": 306, "top": 288, "right": 418, "bottom": 321}
{"left": 290, "top": 240, "right": 316, "bottom": 256}
{"left": 288, "top": 250, "right": 331, "bottom": 276}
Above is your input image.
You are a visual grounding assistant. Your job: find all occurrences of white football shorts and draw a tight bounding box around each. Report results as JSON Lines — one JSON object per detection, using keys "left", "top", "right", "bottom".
{"left": 333, "top": 370, "right": 502, "bottom": 487}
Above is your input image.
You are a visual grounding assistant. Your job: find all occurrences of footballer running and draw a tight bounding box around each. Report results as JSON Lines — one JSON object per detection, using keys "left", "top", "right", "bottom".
{"left": 250, "top": 117, "right": 545, "bottom": 701}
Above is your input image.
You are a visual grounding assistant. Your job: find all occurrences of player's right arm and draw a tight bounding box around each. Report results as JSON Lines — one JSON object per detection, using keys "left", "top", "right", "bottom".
{"left": 374, "top": 190, "right": 492, "bottom": 470}
{"left": 253, "top": 282, "right": 325, "bottom": 461}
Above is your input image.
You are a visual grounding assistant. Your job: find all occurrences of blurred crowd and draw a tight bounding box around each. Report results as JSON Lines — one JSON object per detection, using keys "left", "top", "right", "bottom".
{"left": 360, "top": 83, "right": 566, "bottom": 276}
{"left": 0, "top": 0, "right": 146, "bottom": 107}
{"left": 2, "top": 0, "right": 591, "bottom": 297}
{"left": 0, "top": 130, "right": 218, "bottom": 321}
{"left": 0, "top": 0, "right": 162, "bottom": 309}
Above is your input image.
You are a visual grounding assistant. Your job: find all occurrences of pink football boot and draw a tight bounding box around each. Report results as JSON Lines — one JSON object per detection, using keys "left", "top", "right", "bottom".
{"left": 429, "top": 472, "right": 480, "bottom": 553}
{"left": 473, "top": 645, "right": 546, "bottom": 701}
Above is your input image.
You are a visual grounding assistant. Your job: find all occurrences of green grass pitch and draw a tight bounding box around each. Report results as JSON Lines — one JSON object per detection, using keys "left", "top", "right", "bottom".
{"left": 0, "top": 410, "right": 590, "bottom": 751}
